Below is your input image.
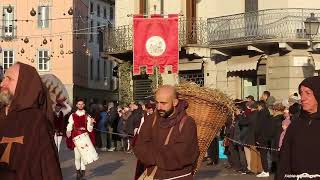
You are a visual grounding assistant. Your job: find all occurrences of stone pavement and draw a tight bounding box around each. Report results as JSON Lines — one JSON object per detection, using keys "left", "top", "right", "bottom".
{"left": 60, "top": 143, "right": 273, "bottom": 180}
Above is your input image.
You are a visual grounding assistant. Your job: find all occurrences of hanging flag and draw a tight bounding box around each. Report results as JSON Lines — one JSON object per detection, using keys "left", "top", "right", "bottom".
{"left": 133, "top": 14, "right": 179, "bottom": 75}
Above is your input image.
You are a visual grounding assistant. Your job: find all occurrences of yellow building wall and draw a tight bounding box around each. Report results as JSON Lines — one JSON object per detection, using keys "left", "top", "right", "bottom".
{"left": 0, "top": 0, "right": 75, "bottom": 85}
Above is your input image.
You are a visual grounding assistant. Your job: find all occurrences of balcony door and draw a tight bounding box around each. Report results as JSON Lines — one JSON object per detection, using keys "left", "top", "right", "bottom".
{"left": 140, "top": 0, "right": 163, "bottom": 15}
{"left": 245, "top": 0, "right": 258, "bottom": 36}
{"left": 245, "top": 0, "right": 258, "bottom": 12}
{"left": 3, "top": 6, "right": 14, "bottom": 38}
{"left": 186, "top": 0, "right": 197, "bottom": 44}
{"left": 139, "top": 0, "right": 148, "bottom": 15}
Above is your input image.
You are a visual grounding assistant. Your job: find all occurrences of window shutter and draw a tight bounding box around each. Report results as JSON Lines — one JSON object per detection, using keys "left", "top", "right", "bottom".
{"left": 245, "top": 0, "right": 258, "bottom": 12}
{"left": 38, "top": 6, "right": 42, "bottom": 27}
{"left": 38, "top": 6, "right": 49, "bottom": 28}
{"left": 9, "top": 51, "right": 14, "bottom": 64}
{"left": 97, "top": 59, "right": 100, "bottom": 80}
{"left": 90, "top": 58, "right": 94, "bottom": 80}
{"left": 44, "top": 6, "right": 49, "bottom": 28}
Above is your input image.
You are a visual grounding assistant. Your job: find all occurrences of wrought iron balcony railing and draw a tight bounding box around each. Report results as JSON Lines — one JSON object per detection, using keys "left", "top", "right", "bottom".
{"left": 104, "top": 17, "right": 208, "bottom": 54}
{"left": 105, "top": 8, "right": 320, "bottom": 53}
{"left": 105, "top": 25, "right": 133, "bottom": 53}
{"left": 207, "top": 8, "right": 320, "bottom": 45}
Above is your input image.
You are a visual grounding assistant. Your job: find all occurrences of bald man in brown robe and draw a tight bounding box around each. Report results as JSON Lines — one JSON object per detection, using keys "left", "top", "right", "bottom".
{"left": 134, "top": 85, "right": 199, "bottom": 180}
{"left": 0, "top": 63, "right": 62, "bottom": 180}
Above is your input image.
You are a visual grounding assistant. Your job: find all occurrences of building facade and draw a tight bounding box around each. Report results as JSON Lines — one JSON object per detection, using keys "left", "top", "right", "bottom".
{"left": 106, "top": 0, "right": 320, "bottom": 101}
{"left": 78, "top": 0, "right": 117, "bottom": 104}
{"left": 0, "top": 0, "right": 117, "bottom": 104}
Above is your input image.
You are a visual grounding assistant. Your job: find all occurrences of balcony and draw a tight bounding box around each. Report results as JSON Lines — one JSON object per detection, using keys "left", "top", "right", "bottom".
{"left": 104, "top": 17, "right": 208, "bottom": 54}
{"left": 1, "top": 25, "right": 17, "bottom": 40}
{"left": 207, "top": 8, "right": 320, "bottom": 47}
{"left": 104, "top": 9, "right": 320, "bottom": 54}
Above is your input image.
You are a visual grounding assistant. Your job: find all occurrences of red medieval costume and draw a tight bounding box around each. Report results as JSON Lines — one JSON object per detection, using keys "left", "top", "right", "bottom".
{"left": 66, "top": 110, "right": 95, "bottom": 180}
{"left": 66, "top": 111, "right": 95, "bottom": 149}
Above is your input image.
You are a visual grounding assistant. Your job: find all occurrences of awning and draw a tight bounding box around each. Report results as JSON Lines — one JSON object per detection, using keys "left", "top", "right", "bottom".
{"left": 311, "top": 54, "right": 320, "bottom": 70}
{"left": 227, "top": 55, "right": 259, "bottom": 72}
{"left": 179, "top": 62, "right": 202, "bottom": 71}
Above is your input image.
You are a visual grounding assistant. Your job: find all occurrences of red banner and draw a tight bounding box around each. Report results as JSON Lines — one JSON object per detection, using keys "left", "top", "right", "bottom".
{"left": 133, "top": 14, "right": 179, "bottom": 75}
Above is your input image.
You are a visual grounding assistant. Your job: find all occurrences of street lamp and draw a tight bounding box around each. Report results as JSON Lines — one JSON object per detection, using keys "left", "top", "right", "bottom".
{"left": 304, "top": 13, "right": 320, "bottom": 36}
{"left": 304, "top": 13, "right": 320, "bottom": 51}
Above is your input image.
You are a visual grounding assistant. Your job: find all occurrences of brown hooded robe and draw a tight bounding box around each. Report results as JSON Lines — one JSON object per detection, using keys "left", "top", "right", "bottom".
{"left": 0, "top": 63, "right": 62, "bottom": 180}
{"left": 133, "top": 100, "right": 199, "bottom": 180}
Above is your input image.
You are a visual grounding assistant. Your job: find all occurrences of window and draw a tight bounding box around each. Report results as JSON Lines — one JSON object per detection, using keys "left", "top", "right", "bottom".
{"left": 38, "top": 50, "right": 50, "bottom": 71}
{"left": 103, "top": 7, "right": 107, "bottom": 18}
{"left": 90, "top": 20, "right": 94, "bottom": 42}
{"left": 97, "top": 4, "right": 100, "bottom": 17}
{"left": 96, "top": 22, "right": 100, "bottom": 43}
{"left": 98, "top": 30, "right": 104, "bottom": 52}
{"left": 2, "top": 50, "right": 14, "bottom": 72}
{"left": 3, "top": 6, "right": 14, "bottom": 37}
{"left": 97, "top": 59, "right": 100, "bottom": 80}
{"left": 104, "top": 61, "right": 107, "bottom": 78}
{"left": 90, "top": 58, "right": 93, "bottom": 80}
{"left": 90, "top": 2, "right": 94, "bottom": 14}
{"left": 97, "top": 22, "right": 100, "bottom": 29}
{"left": 110, "top": 6, "right": 114, "bottom": 20}
{"left": 38, "top": 6, "right": 49, "bottom": 28}
{"left": 179, "top": 70, "right": 204, "bottom": 87}
{"left": 245, "top": 0, "right": 258, "bottom": 12}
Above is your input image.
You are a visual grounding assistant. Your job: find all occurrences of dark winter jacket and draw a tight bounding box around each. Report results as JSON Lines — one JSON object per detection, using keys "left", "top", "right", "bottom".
{"left": 117, "top": 118, "right": 128, "bottom": 138}
{"left": 269, "top": 114, "right": 284, "bottom": 163}
{"left": 105, "top": 107, "right": 119, "bottom": 127}
{"left": 239, "top": 110, "right": 259, "bottom": 145}
{"left": 238, "top": 113, "right": 248, "bottom": 143}
{"left": 278, "top": 76, "right": 320, "bottom": 180}
{"left": 126, "top": 108, "right": 143, "bottom": 135}
{"left": 233, "top": 120, "right": 241, "bottom": 142}
{"left": 255, "top": 108, "right": 272, "bottom": 143}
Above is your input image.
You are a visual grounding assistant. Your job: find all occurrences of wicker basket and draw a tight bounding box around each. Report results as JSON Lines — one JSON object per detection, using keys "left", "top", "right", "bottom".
{"left": 40, "top": 74, "right": 70, "bottom": 104}
{"left": 178, "top": 92, "right": 230, "bottom": 171}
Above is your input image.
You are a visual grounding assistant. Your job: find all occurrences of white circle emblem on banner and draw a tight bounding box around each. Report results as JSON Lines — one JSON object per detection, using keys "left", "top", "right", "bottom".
{"left": 145, "top": 36, "right": 166, "bottom": 57}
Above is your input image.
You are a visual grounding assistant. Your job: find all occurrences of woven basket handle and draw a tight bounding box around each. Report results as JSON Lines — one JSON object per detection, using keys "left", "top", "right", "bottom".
{"left": 151, "top": 111, "right": 173, "bottom": 145}
{"left": 152, "top": 110, "right": 157, "bottom": 128}
{"left": 179, "top": 115, "right": 188, "bottom": 132}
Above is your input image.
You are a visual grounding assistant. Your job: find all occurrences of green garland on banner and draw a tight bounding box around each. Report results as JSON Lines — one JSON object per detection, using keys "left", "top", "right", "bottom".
{"left": 119, "top": 62, "right": 133, "bottom": 105}
{"left": 148, "top": 67, "right": 163, "bottom": 92}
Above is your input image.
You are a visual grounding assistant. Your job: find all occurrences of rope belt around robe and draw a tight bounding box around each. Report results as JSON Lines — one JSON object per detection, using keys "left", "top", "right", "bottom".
{"left": 225, "top": 137, "right": 279, "bottom": 152}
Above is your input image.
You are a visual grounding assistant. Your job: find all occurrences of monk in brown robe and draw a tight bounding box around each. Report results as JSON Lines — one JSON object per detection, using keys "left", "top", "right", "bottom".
{"left": 0, "top": 63, "right": 62, "bottom": 180}
{"left": 134, "top": 85, "right": 199, "bottom": 180}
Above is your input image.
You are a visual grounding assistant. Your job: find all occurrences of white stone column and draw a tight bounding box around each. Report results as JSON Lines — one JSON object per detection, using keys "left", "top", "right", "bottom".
{"left": 204, "top": 60, "right": 217, "bottom": 89}
{"left": 267, "top": 51, "right": 314, "bottom": 100}
{"left": 161, "top": 73, "right": 179, "bottom": 85}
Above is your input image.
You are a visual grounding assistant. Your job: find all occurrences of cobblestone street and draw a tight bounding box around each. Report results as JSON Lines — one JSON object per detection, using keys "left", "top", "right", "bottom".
{"left": 60, "top": 142, "right": 273, "bottom": 180}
